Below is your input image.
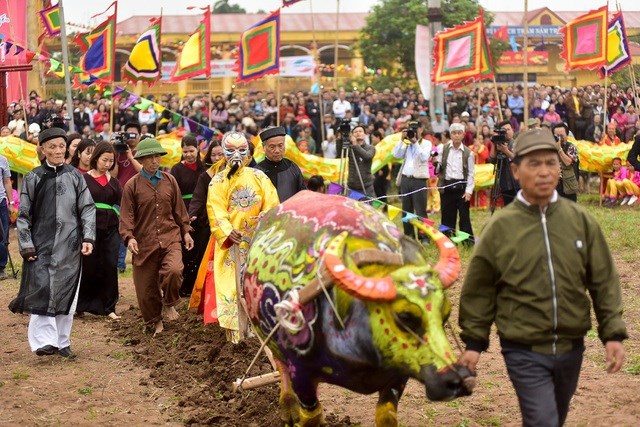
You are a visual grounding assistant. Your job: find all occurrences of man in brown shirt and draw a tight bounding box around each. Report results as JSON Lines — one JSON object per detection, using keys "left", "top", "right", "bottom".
{"left": 119, "top": 139, "right": 194, "bottom": 335}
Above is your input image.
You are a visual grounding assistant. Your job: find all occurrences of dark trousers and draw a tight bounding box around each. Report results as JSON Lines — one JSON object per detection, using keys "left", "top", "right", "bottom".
{"left": 132, "top": 243, "right": 183, "bottom": 325}
{"left": 502, "top": 347, "right": 584, "bottom": 427}
{"left": 440, "top": 183, "right": 473, "bottom": 243}
{"left": 0, "top": 200, "right": 8, "bottom": 271}
{"left": 400, "top": 176, "right": 427, "bottom": 237}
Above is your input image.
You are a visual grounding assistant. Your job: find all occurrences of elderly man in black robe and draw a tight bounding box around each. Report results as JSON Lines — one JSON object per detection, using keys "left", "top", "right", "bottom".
{"left": 255, "top": 126, "right": 306, "bottom": 202}
{"left": 9, "top": 127, "right": 96, "bottom": 359}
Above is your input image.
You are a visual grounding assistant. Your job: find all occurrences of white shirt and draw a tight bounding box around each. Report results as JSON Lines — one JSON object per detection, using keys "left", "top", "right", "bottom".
{"left": 332, "top": 99, "right": 351, "bottom": 119}
{"left": 436, "top": 141, "right": 475, "bottom": 194}
{"left": 392, "top": 138, "right": 432, "bottom": 177}
{"left": 321, "top": 139, "right": 337, "bottom": 159}
{"left": 431, "top": 119, "right": 449, "bottom": 133}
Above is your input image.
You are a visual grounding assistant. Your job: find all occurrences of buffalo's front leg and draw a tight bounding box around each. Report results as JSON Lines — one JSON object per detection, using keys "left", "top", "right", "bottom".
{"left": 275, "top": 359, "right": 301, "bottom": 426}
{"left": 375, "top": 380, "right": 407, "bottom": 427}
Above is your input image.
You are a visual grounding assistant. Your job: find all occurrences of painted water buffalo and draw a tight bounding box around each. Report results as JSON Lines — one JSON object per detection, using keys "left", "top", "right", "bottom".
{"left": 243, "top": 191, "right": 474, "bottom": 426}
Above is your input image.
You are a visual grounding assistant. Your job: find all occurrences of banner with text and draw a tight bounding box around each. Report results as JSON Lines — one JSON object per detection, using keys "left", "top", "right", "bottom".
{"left": 498, "top": 51, "right": 549, "bottom": 66}
{"left": 162, "top": 56, "right": 315, "bottom": 80}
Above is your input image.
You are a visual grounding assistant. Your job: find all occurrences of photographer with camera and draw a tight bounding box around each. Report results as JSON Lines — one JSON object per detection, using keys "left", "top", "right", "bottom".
{"left": 339, "top": 124, "right": 376, "bottom": 197}
{"left": 393, "top": 121, "right": 431, "bottom": 238}
{"left": 552, "top": 122, "right": 579, "bottom": 202}
{"left": 488, "top": 121, "right": 519, "bottom": 208}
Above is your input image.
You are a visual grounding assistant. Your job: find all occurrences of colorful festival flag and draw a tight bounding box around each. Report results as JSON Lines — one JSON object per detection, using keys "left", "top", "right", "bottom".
{"left": 122, "top": 17, "right": 162, "bottom": 85}
{"left": 170, "top": 7, "right": 210, "bottom": 82}
{"left": 493, "top": 26, "right": 508, "bottom": 41}
{"left": 76, "top": 12, "right": 117, "bottom": 82}
{"left": 282, "top": 0, "right": 304, "bottom": 6}
{"left": 432, "top": 13, "right": 493, "bottom": 88}
{"left": 236, "top": 10, "right": 281, "bottom": 82}
{"left": 38, "top": 4, "right": 61, "bottom": 37}
{"left": 560, "top": 5, "right": 608, "bottom": 71}
{"left": 599, "top": 12, "right": 631, "bottom": 78}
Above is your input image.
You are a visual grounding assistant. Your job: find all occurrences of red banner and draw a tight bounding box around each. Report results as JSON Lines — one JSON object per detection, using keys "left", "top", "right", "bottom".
{"left": 498, "top": 51, "right": 549, "bottom": 66}
{"left": 0, "top": 0, "right": 29, "bottom": 103}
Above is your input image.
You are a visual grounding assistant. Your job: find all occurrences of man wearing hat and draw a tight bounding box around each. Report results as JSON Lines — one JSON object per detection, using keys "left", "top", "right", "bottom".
{"left": 119, "top": 138, "right": 194, "bottom": 336}
{"left": 256, "top": 126, "right": 306, "bottom": 202}
{"left": 9, "top": 128, "right": 96, "bottom": 359}
{"left": 459, "top": 128, "right": 627, "bottom": 427}
{"left": 430, "top": 109, "right": 449, "bottom": 134}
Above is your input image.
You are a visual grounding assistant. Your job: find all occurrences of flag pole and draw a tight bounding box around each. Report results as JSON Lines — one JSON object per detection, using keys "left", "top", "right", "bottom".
{"left": 310, "top": 0, "right": 325, "bottom": 143}
{"left": 109, "top": 1, "right": 118, "bottom": 134}
{"left": 523, "top": 0, "right": 529, "bottom": 127}
{"left": 58, "top": 0, "right": 76, "bottom": 132}
{"left": 333, "top": 0, "right": 340, "bottom": 83}
{"left": 276, "top": 75, "right": 281, "bottom": 126}
{"left": 155, "top": 8, "right": 163, "bottom": 138}
{"left": 604, "top": 0, "right": 610, "bottom": 125}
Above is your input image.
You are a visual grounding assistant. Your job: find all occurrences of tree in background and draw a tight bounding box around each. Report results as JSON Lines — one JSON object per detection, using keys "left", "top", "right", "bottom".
{"left": 212, "top": 0, "right": 247, "bottom": 14}
{"left": 359, "top": 0, "right": 507, "bottom": 78}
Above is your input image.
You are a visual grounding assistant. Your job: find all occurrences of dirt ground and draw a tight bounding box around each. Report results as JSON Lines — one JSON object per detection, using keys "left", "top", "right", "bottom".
{"left": 1, "top": 239, "right": 638, "bottom": 426}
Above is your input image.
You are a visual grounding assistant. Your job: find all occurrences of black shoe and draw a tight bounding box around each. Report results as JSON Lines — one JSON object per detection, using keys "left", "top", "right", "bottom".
{"left": 58, "top": 346, "right": 76, "bottom": 359}
{"left": 35, "top": 345, "right": 58, "bottom": 356}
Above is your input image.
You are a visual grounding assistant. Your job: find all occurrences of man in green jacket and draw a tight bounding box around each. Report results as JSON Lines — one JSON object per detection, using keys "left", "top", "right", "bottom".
{"left": 458, "top": 128, "right": 627, "bottom": 427}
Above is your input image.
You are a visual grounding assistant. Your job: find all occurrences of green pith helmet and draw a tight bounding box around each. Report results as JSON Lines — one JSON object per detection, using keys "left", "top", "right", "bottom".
{"left": 133, "top": 138, "right": 167, "bottom": 159}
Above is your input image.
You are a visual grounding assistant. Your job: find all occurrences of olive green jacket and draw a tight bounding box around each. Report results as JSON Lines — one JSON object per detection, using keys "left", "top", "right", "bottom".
{"left": 459, "top": 193, "right": 627, "bottom": 355}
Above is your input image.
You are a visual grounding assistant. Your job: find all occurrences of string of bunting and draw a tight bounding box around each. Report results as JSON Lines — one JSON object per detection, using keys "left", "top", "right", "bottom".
{"left": 325, "top": 181, "right": 473, "bottom": 244}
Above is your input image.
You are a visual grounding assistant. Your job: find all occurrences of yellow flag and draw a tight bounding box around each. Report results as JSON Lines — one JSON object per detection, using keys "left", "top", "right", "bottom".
{"left": 388, "top": 205, "right": 401, "bottom": 221}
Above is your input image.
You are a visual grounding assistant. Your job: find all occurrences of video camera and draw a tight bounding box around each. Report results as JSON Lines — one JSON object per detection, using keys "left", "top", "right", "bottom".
{"left": 491, "top": 128, "right": 508, "bottom": 146}
{"left": 338, "top": 119, "right": 351, "bottom": 145}
{"left": 42, "top": 113, "right": 69, "bottom": 130}
{"left": 406, "top": 121, "right": 420, "bottom": 139}
{"left": 111, "top": 131, "right": 137, "bottom": 153}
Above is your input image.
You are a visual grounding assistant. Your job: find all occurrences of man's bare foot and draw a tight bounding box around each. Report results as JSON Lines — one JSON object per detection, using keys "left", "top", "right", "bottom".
{"left": 153, "top": 320, "right": 164, "bottom": 337}
{"left": 107, "top": 312, "right": 121, "bottom": 320}
{"left": 162, "top": 305, "right": 180, "bottom": 322}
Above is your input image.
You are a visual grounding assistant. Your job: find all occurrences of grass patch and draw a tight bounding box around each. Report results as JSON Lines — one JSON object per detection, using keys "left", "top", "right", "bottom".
{"left": 623, "top": 355, "right": 640, "bottom": 375}
{"left": 12, "top": 369, "right": 30, "bottom": 380}
{"left": 78, "top": 386, "right": 93, "bottom": 396}
{"left": 110, "top": 351, "right": 128, "bottom": 361}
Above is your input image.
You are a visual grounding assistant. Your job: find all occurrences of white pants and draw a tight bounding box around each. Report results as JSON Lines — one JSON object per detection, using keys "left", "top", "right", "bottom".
{"left": 27, "top": 286, "right": 79, "bottom": 352}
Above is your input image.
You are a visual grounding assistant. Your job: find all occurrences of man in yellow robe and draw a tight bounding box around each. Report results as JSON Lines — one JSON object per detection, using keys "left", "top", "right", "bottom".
{"left": 206, "top": 132, "right": 279, "bottom": 343}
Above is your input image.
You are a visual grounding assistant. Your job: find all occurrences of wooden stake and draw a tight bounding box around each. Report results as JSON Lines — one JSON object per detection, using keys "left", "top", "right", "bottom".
{"left": 492, "top": 74, "right": 504, "bottom": 122}
{"left": 276, "top": 75, "right": 281, "bottom": 126}
{"left": 233, "top": 244, "right": 248, "bottom": 341}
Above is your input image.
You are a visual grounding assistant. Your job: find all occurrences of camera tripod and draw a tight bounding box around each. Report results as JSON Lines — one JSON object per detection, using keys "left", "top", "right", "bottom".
{"left": 489, "top": 153, "right": 507, "bottom": 215}
{"left": 0, "top": 212, "right": 18, "bottom": 279}
{"left": 336, "top": 137, "right": 368, "bottom": 199}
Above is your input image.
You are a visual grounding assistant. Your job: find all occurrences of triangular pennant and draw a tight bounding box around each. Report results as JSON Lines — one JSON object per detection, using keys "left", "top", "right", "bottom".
{"left": 172, "top": 112, "right": 182, "bottom": 126}
{"left": 14, "top": 45, "right": 24, "bottom": 55}
{"left": 48, "top": 58, "right": 61, "bottom": 72}
{"left": 387, "top": 205, "right": 401, "bottom": 221}
{"left": 103, "top": 90, "right": 112, "bottom": 98}
{"left": 450, "top": 230, "right": 471, "bottom": 244}
{"left": 203, "top": 127, "right": 214, "bottom": 141}
{"left": 112, "top": 86, "right": 125, "bottom": 96}
{"left": 134, "top": 98, "right": 153, "bottom": 110}
{"left": 153, "top": 102, "right": 165, "bottom": 113}
{"left": 349, "top": 190, "right": 365, "bottom": 201}
{"left": 438, "top": 224, "right": 452, "bottom": 233}
{"left": 185, "top": 118, "right": 199, "bottom": 133}
{"left": 402, "top": 212, "right": 419, "bottom": 223}
{"left": 371, "top": 200, "right": 384, "bottom": 209}
{"left": 5, "top": 42, "right": 13, "bottom": 54}
{"left": 326, "top": 182, "right": 344, "bottom": 195}
{"left": 24, "top": 50, "right": 36, "bottom": 63}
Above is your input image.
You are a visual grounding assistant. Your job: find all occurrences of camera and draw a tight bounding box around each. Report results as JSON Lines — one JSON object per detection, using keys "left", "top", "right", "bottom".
{"left": 491, "top": 128, "right": 508, "bottom": 145}
{"left": 406, "top": 121, "right": 420, "bottom": 139}
{"left": 338, "top": 120, "right": 351, "bottom": 145}
{"left": 112, "top": 131, "right": 136, "bottom": 153}
{"left": 430, "top": 150, "right": 439, "bottom": 157}
{"left": 42, "top": 113, "right": 68, "bottom": 130}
